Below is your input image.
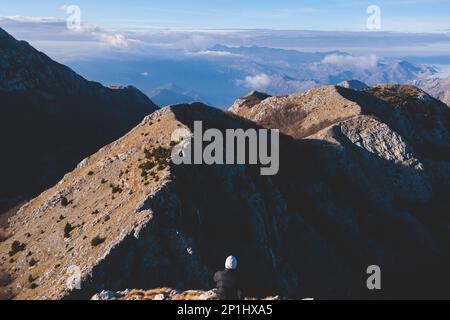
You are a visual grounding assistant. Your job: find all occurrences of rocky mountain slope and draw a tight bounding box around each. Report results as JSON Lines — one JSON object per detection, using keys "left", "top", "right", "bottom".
{"left": 1, "top": 82, "right": 450, "bottom": 300}
{"left": 0, "top": 27, "right": 158, "bottom": 214}
{"left": 415, "top": 77, "right": 450, "bottom": 106}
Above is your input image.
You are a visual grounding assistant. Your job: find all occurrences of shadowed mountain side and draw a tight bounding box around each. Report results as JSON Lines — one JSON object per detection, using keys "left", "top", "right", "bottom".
{"left": 0, "top": 27, "right": 158, "bottom": 213}
{"left": 169, "top": 104, "right": 450, "bottom": 299}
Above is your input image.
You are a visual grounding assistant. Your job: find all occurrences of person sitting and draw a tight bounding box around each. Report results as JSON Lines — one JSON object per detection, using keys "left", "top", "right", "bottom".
{"left": 214, "top": 255, "right": 241, "bottom": 300}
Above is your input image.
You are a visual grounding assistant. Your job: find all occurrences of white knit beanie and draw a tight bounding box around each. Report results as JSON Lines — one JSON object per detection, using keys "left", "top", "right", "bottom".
{"left": 225, "top": 256, "right": 238, "bottom": 270}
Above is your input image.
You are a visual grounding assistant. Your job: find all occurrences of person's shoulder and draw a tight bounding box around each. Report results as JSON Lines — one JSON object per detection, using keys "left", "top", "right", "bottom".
{"left": 214, "top": 270, "right": 222, "bottom": 280}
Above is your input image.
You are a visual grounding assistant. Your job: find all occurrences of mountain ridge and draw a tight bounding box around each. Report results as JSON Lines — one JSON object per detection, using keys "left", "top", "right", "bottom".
{"left": 0, "top": 27, "right": 158, "bottom": 214}
{"left": 2, "top": 83, "right": 450, "bottom": 299}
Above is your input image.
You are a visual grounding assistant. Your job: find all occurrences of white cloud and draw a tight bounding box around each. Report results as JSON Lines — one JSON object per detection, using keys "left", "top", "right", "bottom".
{"left": 241, "top": 73, "right": 272, "bottom": 89}
{"left": 322, "top": 54, "right": 379, "bottom": 70}
{"left": 1, "top": 16, "right": 59, "bottom": 23}
{"left": 98, "top": 33, "right": 130, "bottom": 48}
{"left": 185, "top": 50, "right": 241, "bottom": 57}
{"left": 59, "top": 4, "right": 72, "bottom": 12}
{"left": 3, "top": 15, "right": 450, "bottom": 60}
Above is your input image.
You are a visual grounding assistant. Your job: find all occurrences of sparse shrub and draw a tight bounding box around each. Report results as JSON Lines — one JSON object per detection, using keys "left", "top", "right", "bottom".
{"left": 88, "top": 171, "right": 95, "bottom": 176}
{"left": 30, "top": 283, "right": 38, "bottom": 289}
{"left": 153, "top": 146, "right": 171, "bottom": 163}
{"left": 104, "top": 215, "right": 110, "bottom": 222}
{"left": 101, "top": 178, "right": 107, "bottom": 184}
{"left": 91, "top": 236, "right": 106, "bottom": 247}
{"left": 91, "top": 209, "right": 99, "bottom": 215}
{"left": 139, "top": 160, "right": 156, "bottom": 171}
{"left": 9, "top": 241, "right": 26, "bottom": 257}
{"left": 29, "top": 258, "right": 39, "bottom": 267}
{"left": 28, "top": 274, "right": 36, "bottom": 283}
{"left": 111, "top": 185, "right": 123, "bottom": 194}
{"left": 61, "top": 197, "right": 70, "bottom": 207}
{"left": 64, "top": 223, "right": 75, "bottom": 239}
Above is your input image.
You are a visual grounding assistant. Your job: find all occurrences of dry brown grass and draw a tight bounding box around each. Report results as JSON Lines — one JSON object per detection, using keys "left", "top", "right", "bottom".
{"left": 123, "top": 288, "right": 173, "bottom": 300}
{"left": 170, "top": 290, "right": 205, "bottom": 300}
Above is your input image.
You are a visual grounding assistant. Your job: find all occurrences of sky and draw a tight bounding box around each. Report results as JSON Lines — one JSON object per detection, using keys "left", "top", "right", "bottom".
{"left": 1, "top": 0, "right": 450, "bottom": 32}
{"left": 1, "top": 0, "right": 450, "bottom": 62}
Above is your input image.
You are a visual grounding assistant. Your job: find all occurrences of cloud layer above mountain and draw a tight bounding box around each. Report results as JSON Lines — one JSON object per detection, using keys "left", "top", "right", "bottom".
{"left": 2, "top": 16, "right": 450, "bottom": 61}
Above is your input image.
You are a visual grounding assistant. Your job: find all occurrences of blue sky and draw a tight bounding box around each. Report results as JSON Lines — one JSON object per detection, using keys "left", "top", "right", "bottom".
{"left": 1, "top": 0, "right": 450, "bottom": 32}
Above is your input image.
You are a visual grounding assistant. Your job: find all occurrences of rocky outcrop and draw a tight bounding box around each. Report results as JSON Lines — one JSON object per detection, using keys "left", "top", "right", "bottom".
{"left": 229, "top": 90, "right": 271, "bottom": 115}
{"left": 0, "top": 27, "right": 158, "bottom": 214}
{"left": 90, "top": 288, "right": 285, "bottom": 300}
{"left": 1, "top": 83, "right": 450, "bottom": 300}
{"left": 91, "top": 288, "right": 218, "bottom": 300}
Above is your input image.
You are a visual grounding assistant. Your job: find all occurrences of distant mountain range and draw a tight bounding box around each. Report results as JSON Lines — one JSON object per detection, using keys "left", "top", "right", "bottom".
{"left": 148, "top": 83, "right": 208, "bottom": 107}
{"left": 414, "top": 76, "right": 450, "bottom": 106}
{"left": 67, "top": 45, "right": 439, "bottom": 108}
{"left": 0, "top": 28, "right": 158, "bottom": 214}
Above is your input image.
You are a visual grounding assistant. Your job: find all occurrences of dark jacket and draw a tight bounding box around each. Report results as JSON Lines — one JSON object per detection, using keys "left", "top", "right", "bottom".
{"left": 214, "top": 269, "right": 240, "bottom": 300}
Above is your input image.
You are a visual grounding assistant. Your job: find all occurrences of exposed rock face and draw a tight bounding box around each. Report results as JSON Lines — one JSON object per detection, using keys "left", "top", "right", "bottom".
{"left": 229, "top": 90, "right": 272, "bottom": 114}
{"left": 1, "top": 83, "right": 450, "bottom": 300}
{"left": 0, "top": 27, "right": 158, "bottom": 213}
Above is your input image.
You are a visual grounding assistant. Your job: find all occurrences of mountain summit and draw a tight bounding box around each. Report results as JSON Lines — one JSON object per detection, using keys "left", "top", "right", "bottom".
{"left": 0, "top": 28, "right": 158, "bottom": 214}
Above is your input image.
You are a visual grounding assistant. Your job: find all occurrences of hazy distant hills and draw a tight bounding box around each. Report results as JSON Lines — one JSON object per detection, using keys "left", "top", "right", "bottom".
{"left": 148, "top": 83, "right": 209, "bottom": 107}
{"left": 0, "top": 28, "right": 158, "bottom": 214}
{"left": 67, "top": 45, "right": 438, "bottom": 108}
{"left": 414, "top": 76, "right": 450, "bottom": 106}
